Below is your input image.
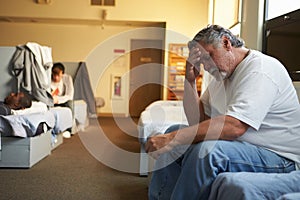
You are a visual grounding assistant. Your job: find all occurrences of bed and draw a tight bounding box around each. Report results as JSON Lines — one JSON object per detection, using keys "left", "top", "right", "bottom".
{"left": 0, "top": 105, "right": 73, "bottom": 168}
{"left": 0, "top": 46, "right": 73, "bottom": 168}
{"left": 138, "top": 100, "right": 188, "bottom": 176}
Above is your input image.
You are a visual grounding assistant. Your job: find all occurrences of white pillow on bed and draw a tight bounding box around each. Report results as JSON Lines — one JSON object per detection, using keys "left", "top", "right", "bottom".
{"left": 11, "top": 101, "right": 48, "bottom": 115}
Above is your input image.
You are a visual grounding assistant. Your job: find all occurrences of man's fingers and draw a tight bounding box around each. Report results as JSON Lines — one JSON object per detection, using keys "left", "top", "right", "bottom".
{"left": 188, "top": 50, "right": 201, "bottom": 67}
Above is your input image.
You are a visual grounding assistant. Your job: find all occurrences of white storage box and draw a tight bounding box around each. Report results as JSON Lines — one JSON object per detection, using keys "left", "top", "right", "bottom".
{"left": 51, "top": 133, "right": 63, "bottom": 150}
{"left": 0, "top": 131, "right": 52, "bottom": 168}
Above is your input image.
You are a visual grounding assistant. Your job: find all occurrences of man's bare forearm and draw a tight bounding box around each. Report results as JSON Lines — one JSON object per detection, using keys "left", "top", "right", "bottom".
{"left": 183, "top": 79, "right": 201, "bottom": 125}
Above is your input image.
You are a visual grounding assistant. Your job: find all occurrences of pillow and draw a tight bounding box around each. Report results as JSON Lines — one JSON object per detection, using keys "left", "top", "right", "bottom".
{"left": 11, "top": 101, "right": 48, "bottom": 115}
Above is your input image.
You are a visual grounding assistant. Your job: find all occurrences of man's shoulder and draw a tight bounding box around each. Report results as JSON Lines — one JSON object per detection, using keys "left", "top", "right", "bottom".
{"left": 62, "top": 74, "right": 74, "bottom": 86}
{"left": 62, "top": 74, "right": 73, "bottom": 81}
{"left": 63, "top": 73, "right": 72, "bottom": 78}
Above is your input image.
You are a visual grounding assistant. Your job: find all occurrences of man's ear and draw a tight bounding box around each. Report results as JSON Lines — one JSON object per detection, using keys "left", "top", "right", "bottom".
{"left": 14, "top": 102, "right": 20, "bottom": 109}
{"left": 222, "top": 36, "right": 232, "bottom": 50}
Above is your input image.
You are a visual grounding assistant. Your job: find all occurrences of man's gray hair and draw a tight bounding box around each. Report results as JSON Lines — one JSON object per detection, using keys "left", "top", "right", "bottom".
{"left": 192, "top": 25, "right": 245, "bottom": 48}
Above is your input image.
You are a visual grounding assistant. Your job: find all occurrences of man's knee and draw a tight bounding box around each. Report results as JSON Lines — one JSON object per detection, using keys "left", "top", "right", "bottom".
{"left": 186, "top": 140, "right": 226, "bottom": 159}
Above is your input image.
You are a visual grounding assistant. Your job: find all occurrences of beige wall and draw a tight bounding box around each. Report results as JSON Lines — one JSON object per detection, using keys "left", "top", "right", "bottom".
{"left": 0, "top": 0, "right": 209, "bottom": 115}
{"left": 0, "top": 0, "right": 266, "bottom": 116}
{"left": 241, "top": 0, "right": 264, "bottom": 50}
{"left": 0, "top": 0, "right": 209, "bottom": 60}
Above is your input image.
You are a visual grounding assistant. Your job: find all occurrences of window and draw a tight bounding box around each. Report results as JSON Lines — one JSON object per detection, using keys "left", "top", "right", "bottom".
{"left": 91, "top": 0, "right": 115, "bottom": 6}
{"left": 212, "top": 0, "right": 241, "bottom": 29}
{"left": 265, "top": 0, "right": 300, "bottom": 20}
{"left": 210, "top": 0, "right": 242, "bottom": 36}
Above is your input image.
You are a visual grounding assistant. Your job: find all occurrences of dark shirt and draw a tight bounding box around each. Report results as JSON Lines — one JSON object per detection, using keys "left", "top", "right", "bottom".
{"left": 0, "top": 101, "right": 12, "bottom": 116}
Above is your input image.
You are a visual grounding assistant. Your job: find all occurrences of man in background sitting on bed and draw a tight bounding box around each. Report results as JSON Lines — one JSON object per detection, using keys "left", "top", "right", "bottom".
{"left": 146, "top": 25, "right": 300, "bottom": 200}
{"left": 51, "top": 62, "right": 74, "bottom": 108}
{"left": 0, "top": 92, "right": 32, "bottom": 115}
{"left": 51, "top": 62, "right": 74, "bottom": 138}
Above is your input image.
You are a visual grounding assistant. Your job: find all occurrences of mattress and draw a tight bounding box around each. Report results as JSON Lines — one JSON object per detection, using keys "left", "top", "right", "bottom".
{"left": 138, "top": 100, "right": 188, "bottom": 143}
{"left": 0, "top": 106, "right": 73, "bottom": 138}
{"left": 0, "top": 110, "right": 55, "bottom": 137}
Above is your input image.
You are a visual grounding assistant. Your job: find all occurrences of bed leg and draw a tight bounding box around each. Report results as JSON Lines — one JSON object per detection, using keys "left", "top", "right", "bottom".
{"left": 139, "top": 143, "right": 149, "bottom": 177}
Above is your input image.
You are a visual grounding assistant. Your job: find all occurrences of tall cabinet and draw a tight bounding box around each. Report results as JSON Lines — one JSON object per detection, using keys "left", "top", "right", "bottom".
{"left": 167, "top": 43, "right": 202, "bottom": 100}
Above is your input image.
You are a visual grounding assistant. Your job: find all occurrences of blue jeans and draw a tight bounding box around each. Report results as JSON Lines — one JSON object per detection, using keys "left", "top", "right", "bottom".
{"left": 148, "top": 124, "right": 296, "bottom": 200}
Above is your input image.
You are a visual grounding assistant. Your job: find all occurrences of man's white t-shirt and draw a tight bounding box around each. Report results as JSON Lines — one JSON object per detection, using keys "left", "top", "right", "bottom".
{"left": 51, "top": 74, "right": 74, "bottom": 104}
{"left": 201, "top": 50, "right": 300, "bottom": 168}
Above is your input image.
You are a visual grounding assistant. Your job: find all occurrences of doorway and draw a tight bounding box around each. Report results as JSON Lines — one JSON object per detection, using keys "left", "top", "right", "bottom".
{"left": 129, "top": 39, "right": 164, "bottom": 117}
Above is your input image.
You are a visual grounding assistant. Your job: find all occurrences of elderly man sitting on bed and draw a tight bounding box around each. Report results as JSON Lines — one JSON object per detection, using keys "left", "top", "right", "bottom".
{"left": 145, "top": 25, "right": 300, "bottom": 200}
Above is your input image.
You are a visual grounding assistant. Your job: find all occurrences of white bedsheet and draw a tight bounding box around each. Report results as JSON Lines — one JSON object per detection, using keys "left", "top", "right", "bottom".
{"left": 138, "top": 100, "right": 188, "bottom": 143}
{"left": 11, "top": 101, "right": 48, "bottom": 115}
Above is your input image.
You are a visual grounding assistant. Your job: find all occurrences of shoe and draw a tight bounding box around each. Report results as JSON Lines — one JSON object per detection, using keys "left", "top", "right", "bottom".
{"left": 62, "top": 131, "right": 71, "bottom": 138}
{"left": 89, "top": 113, "right": 98, "bottom": 118}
